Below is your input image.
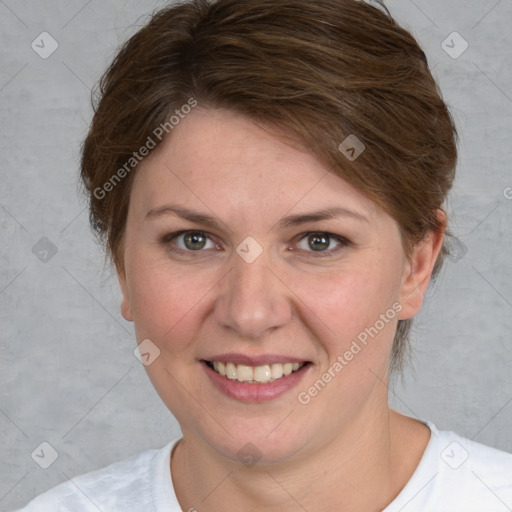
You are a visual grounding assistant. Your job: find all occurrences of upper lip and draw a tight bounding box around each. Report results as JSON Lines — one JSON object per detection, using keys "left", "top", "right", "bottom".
{"left": 203, "top": 353, "right": 310, "bottom": 366}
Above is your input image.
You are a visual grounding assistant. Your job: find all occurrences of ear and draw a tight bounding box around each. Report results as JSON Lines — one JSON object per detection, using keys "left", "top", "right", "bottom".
{"left": 398, "top": 210, "right": 446, "bottom": 320}
{"left": 117, "top": 266, "right": 134, "bottom": 322}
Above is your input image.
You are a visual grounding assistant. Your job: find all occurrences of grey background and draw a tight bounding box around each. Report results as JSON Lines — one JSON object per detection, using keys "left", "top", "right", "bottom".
{"left": 0, "top": 0, "right": 511, "bottom": 510}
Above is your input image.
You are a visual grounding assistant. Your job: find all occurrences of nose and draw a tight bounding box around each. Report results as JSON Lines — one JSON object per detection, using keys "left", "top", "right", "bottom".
{"left": 214, "top": 251, "right": 293, "bottom": 339}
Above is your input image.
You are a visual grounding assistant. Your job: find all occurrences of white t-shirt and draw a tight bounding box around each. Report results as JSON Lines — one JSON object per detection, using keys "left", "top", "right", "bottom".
{"left": 13, "top": 421, "right": 512, "bottom": 512}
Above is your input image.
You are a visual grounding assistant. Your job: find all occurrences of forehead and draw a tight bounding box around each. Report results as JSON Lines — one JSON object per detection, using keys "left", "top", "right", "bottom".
{"left": 131, "top": 108, "right": 380, "bottom": 225}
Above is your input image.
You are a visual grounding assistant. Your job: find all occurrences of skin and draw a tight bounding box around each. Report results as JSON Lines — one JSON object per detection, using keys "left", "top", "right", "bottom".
{"left": 118, "top": 108, "right": 444, "bottom": 511}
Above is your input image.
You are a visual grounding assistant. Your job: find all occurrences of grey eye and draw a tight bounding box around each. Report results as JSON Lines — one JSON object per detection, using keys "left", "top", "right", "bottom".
{"left": 183, "top": 232, "right": 208, "bottom": 250}
{"left": 307, "top": 233, "right": 331, "bottom": 251}
{"left": 296, "top": 232, "right": 344, "bottom": 253}
{"left": 164, "top": 230, "right": 219, "bottom": 253}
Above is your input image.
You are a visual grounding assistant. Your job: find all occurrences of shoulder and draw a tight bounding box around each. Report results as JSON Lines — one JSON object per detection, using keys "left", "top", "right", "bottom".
{"left": 390, "top": 421, "right": 512, "bottom": 512}
{"left": 13, "top": 439, "right": 179, "bottom": 512}
{"left": 433, "top": 424, "right": 512, "bottom": 493}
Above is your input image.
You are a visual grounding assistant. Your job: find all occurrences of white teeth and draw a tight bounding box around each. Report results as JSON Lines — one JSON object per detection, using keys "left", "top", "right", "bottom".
{"left": 253, "top": 365, "right": 272, "bottom": 383}
{"left": 270, "top": 363, "right": 283, "bottom": 379}
{"left": 210, "top": 361, "right": 305, "bottom": 383}
{"left": 236, "top": 364, "right": 253, "bottom": 382}
{"left": 225, "top": 362, "right": 237, "bottom": 380}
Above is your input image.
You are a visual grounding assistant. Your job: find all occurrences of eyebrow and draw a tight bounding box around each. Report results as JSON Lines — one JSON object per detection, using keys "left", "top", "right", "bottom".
{"left": 144, "top": 204, "right": 369, "bottom": 230}
{"left": 276, "top": 206, "right": 369, "bottom": 228}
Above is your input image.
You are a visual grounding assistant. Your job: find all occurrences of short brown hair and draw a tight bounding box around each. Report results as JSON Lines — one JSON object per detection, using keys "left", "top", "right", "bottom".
{"left": 80, "top": 0, "right": 457, "bottom": 374}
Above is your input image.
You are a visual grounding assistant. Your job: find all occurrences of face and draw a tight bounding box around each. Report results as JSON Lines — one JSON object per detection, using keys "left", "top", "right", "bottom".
{"left": 118, "top": 108, "right": 438, "bottom": 464}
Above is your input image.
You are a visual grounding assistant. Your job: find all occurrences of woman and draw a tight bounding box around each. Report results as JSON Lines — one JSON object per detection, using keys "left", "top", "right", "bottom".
{"left": 15, "top": 0, "right": 512, "bottom": 510}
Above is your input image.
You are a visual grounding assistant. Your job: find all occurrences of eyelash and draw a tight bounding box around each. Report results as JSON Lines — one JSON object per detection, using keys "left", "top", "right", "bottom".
{"left": 161, "top": 230, "right": 352, "bottom": 257}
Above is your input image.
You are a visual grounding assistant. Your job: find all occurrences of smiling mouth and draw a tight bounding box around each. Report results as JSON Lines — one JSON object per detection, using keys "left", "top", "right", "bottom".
{"left": 203, "top": 360, "right": 309, "bottom": 384}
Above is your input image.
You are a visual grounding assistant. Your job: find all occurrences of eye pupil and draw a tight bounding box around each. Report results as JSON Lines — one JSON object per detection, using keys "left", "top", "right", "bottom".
{"left": 184, "top": 232, "right": 206, "bottom": 250}
{"left": 308, "top": 233, "right": 329, "bottom": 251}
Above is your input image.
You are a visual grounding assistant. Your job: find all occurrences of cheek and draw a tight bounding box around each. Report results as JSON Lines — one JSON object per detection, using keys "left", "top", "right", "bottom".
{"left": 125, "top": 251, "right": 216, "bottom": 351}
{"left": 291, "top": 259, "right": 402, "bottom": 360}
{"left": 125, "top": 241, "right": 404, "bottom": 363}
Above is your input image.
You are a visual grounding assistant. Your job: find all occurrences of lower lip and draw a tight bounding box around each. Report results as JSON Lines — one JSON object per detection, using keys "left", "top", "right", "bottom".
{"left": 202, "top": 362, "right": 311, "bottom": 403}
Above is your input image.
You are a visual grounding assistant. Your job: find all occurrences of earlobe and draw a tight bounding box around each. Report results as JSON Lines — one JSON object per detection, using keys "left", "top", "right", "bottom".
{"left": 398, "top": 211, "right": 446, "bottom": 320}
{"left": 121, "top": 295, "right": 133, "bottom": 322}
{"left": 117, "top": 270, "right": 134, "bottom": 322}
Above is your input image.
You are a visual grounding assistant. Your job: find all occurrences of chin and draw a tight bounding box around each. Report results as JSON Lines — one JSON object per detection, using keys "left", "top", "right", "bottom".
{"left": 194, "top": 415, "right": 317, "bottom": 467}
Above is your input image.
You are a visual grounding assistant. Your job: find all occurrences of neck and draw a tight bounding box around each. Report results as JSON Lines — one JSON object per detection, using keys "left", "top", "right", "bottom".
{"left": 171, "top": 402, "right": 429, "bottom": 512}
